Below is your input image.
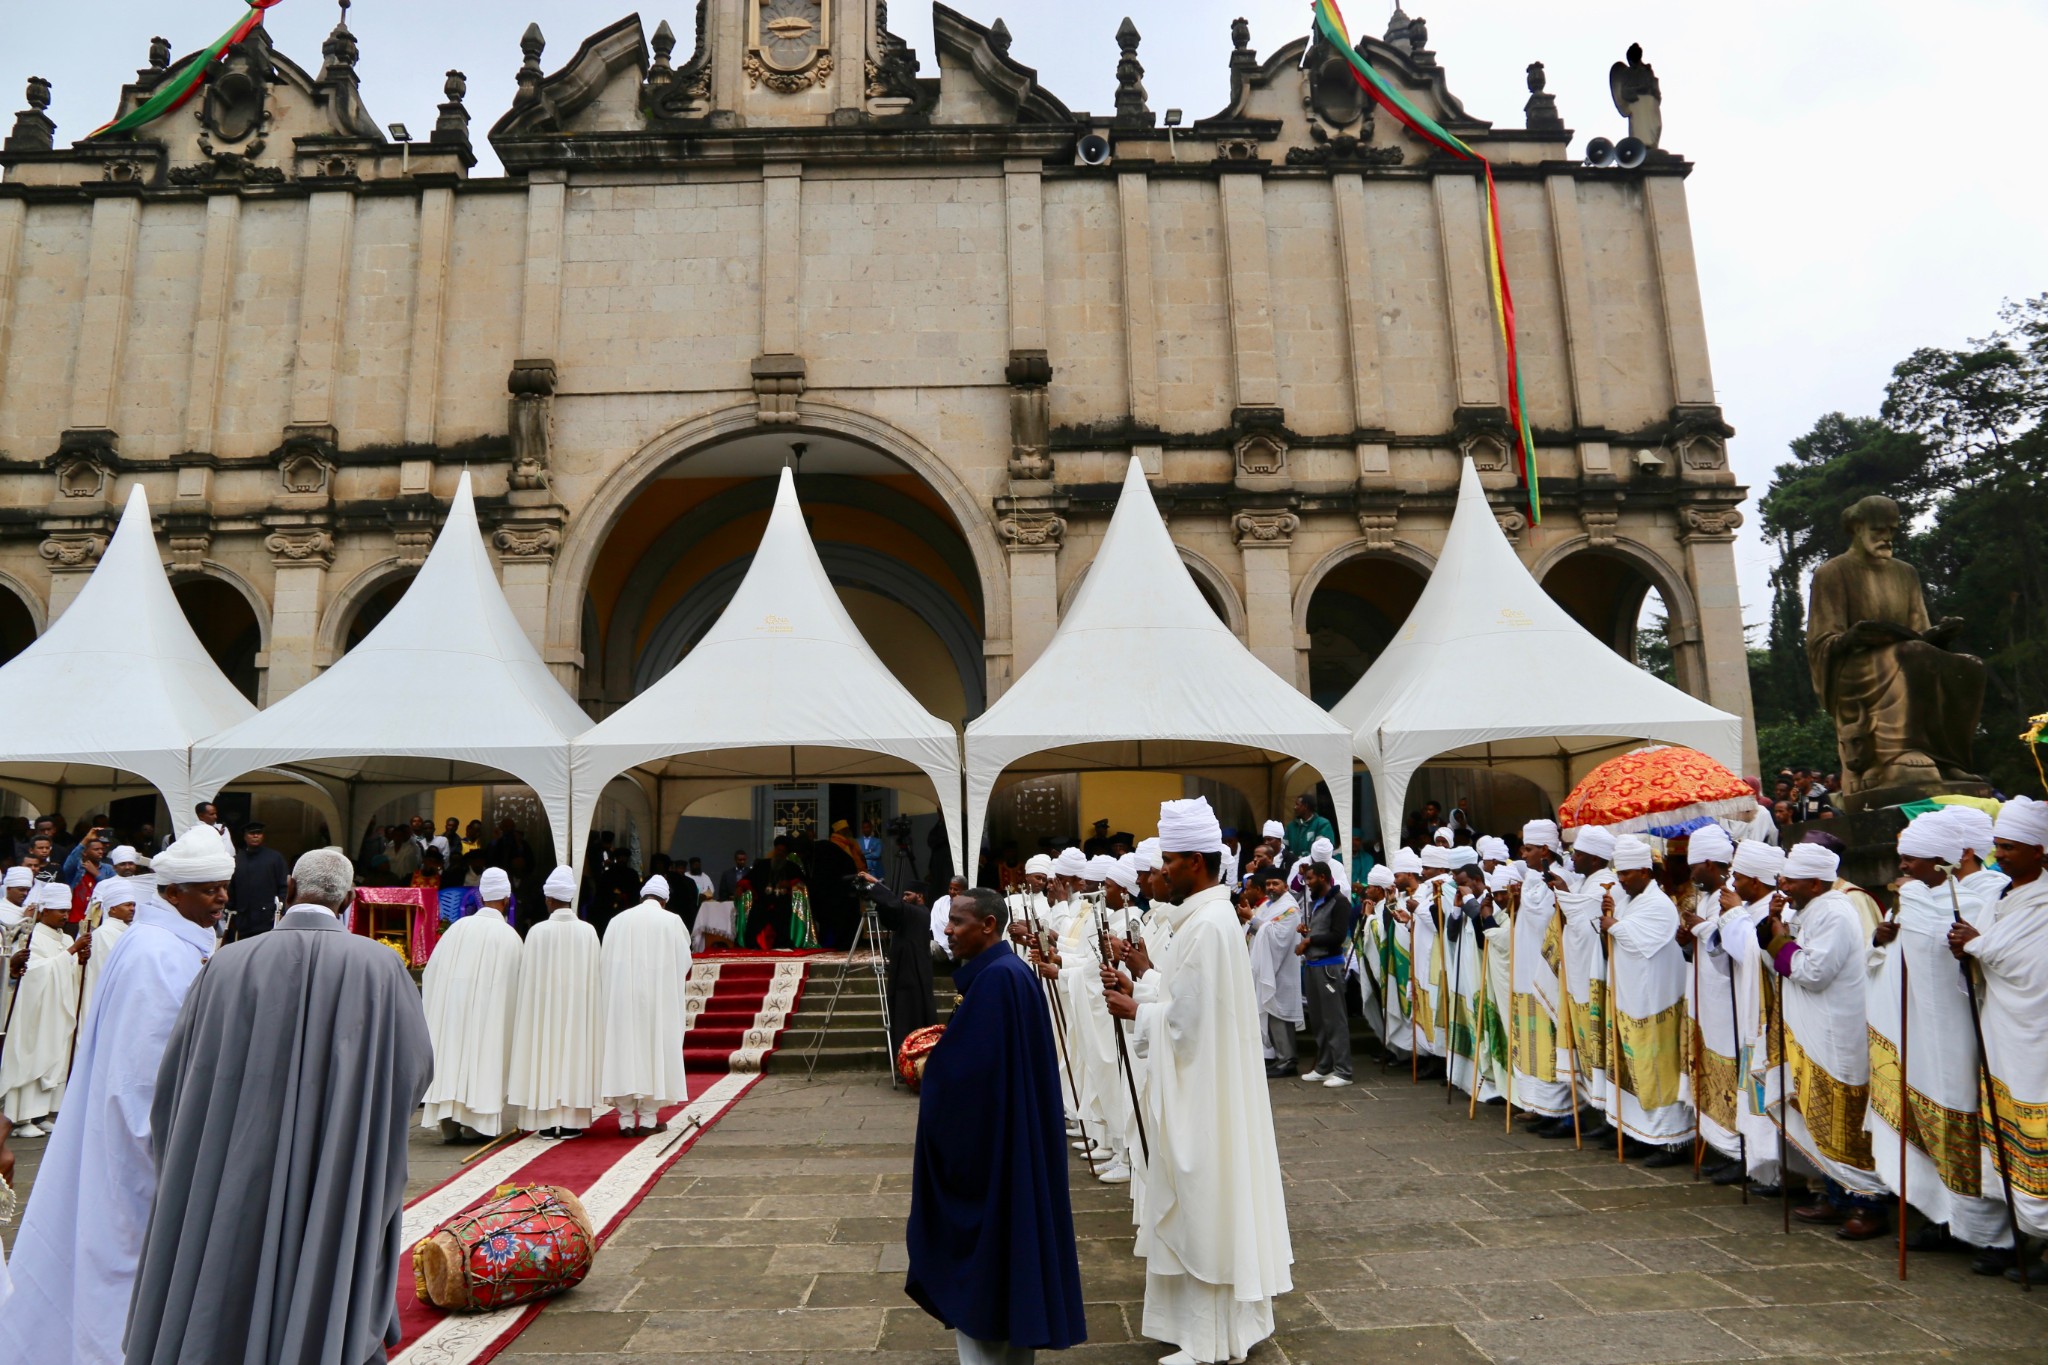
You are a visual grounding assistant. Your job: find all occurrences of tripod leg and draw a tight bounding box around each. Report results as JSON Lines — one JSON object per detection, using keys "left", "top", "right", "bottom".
{"left": 803, "top": 936, "right": 864, "bottom": 1080}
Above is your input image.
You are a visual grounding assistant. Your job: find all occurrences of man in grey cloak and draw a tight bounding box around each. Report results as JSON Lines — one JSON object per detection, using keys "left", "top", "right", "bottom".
{"left": 124, "top": 848, "right": 434, "bottom": 1365}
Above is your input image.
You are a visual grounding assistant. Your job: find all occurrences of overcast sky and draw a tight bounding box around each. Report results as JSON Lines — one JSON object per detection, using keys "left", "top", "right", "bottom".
{"left": 6, "top": 0, "right": 2044, "bottom": 629}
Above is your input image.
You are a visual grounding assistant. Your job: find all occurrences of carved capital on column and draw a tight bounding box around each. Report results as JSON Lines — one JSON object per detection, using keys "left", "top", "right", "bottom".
{"left": 166, "top": 526, "right": 212, "bottom": 572}
{"left": 394, "top": 529, "right": 437, "bottom": 568}
{"left": 998, "top": 511, "right": 1066, "bottom": 552}
{"left": 38, "top": 533, "right": 107, "bottom": 568}
{"left": 1355, "top": 492, "right": 1402, "bottom": 550}
{"left": 1492, "top": 506, "right": 1528, "bottom": 546}
{"left": 264, "top": 528, "right": 335, "bottom": 565}
{"left": 1233, "top": 509, "right": 1299, "bottom": 548}
{"left": 1679, "top": 502, "right": 1744, "bottom": 543}
{"left": 1580, "top": 483, "right": 1624, "bottom": 548}
{"left": 751, "top": 353, "right": 806, "bottom": 425}
{"left": 1006, "top": 348, "right": 1054, "bottom": 481}
{"left": 492, "top": 524, "right": 561, "bottom": 560}
{"left": 508, "top": 358, "right": 558, "bottom": 490}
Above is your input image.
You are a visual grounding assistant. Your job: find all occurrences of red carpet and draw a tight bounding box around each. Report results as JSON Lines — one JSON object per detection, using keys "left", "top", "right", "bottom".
{"left": 388, "top": 956, "right": 810, "bottom": 1364}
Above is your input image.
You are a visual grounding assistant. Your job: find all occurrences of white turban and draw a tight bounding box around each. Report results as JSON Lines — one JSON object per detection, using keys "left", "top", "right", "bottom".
{"left": 109, "top": 845, "right": 139, "bottom": 866}
{"left": 1157, "top": 797, "right": 1222, "bottom": 854}
{"left": 641, "top": 874, "right": 671, "bottom": 902}
{"left": 1993, "top": 795, "right": 2048, "bottom": 850}
{"left": 478, "top": 867, "right": 513, "bottom": 902}
{"left": 1367, "top": 864, "right": 1396, "bottom": 889}
{"left": 1420, "top": 845, "right": 1451, "bottom": 871}
{"left": 1389, "top": 849, "right": 1425, "bottom": 876}
{"left": 1940, "top": 805, "right": 1996, "bottom": 858}
{"left": 1522, "top": 819, "right": 1563, "bottom": 853}
{"left": 4, "top": 866, "right": 32, "bottom": 889}
{"left": 1448, "top": 846, "right": 1479, "bottom": 870}
{"left": 1261, "top": 819, "right": 1285, "bottom": 840}
{"left": 1431, "top": 827, "right": 1454, "bottom": 847}
{"left": 37, "top": 882, "right": 73, "bottom": 912}
{"left": 1783, "top": 842, "right": 1840, "bottom": 882}
{"left": 1133, "top": 838, "right": 1163, "bottom": 872}
{"left": 1572, "top": 826, "right": 1617, "bottom": 862}
{"left": 1476, "top": 836, "right": 1510, "bottom": 863}
{"left": 1053, "top": 847, "right": 1089, "bottom": 879}
{"left": 1025, "top": 853, "right": 1055, "bottom": 877}
{"left": 1486, "top": 867, "right": 1518, "bottom": 893}
{"left": 1107, "top": 857, "right": 1140, "bottom": 893}
{"left": 1083, "top": 855, "right": 1116, "bottom": 885}
{"left": 1310, "top": 837, "right": 1334, "bottom": 861}
{"left": 1611, "top": 834, "right": 1654, "bottom": 871}
{"left": 95, "top": 876, "right": 136, "bottom": 910}
{"left": 153, "top": 821, "right": 237, "bottom": 885}
{"left": 1898, "top": 815, "right": 1962, "bottom": 864}
{"left": 1730, "top": 840, "right": 1785, "bottom": 882}
{"left": 1687, "top": 825, "right": 1735, "bottom": 866}
{"left": 542, "top": 865, "right": 577, "bottom": 902}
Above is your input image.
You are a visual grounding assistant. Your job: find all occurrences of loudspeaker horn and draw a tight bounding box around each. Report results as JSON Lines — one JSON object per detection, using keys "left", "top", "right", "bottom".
{"left": 1076, "top": 133, "right": 1112, "bottom": 166}
{"left": 1584, "top": 137, "right": 1615, "bottom": 167}
{"left": 1614, "top": 136, "right": 1648, "bottom": 169}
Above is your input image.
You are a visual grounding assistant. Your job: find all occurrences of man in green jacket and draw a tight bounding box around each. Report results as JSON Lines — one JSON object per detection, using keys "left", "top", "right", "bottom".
{"left": 1284, "top": 794, "right": 1336, "bottom": 865}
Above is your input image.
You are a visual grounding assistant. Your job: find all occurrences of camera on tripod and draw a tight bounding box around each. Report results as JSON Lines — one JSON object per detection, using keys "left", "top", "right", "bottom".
{"left": 884, "top": 814, "right": 914, "bottom": 846}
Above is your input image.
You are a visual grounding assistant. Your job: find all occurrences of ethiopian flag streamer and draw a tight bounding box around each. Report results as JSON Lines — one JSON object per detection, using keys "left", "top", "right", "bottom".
{"left": 1310, "top": 0, "right": 1540, "bottom": 521}
{"left": 89, "top": 0, "right": 287, "bottom": 140}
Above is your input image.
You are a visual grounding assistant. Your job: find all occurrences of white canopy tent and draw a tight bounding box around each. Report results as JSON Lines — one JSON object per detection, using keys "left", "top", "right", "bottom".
{"left": 1332, "top": 458, "right": 1746, "bottom": 843}
{"left": 0, "top": 484, "right": 256, "bottom": 833}
{"left": 569, "top": 466, "right": 964, "bottom": 877}
{"left": 964, "top": 457, "right": 1355, "bottom": 870}
{"left": 190, "top": 472, "right": 591, "bottom": 862}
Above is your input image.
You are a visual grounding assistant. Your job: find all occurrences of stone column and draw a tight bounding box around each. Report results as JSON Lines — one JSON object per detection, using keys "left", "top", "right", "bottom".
{"left": 404, "top": 186, "right": 456, "bottom": 446}
{"left": 69, "top": 195, "right": 141, "bottom": 437}
{"left": 1331, "top": 173, "right": 1390, "bottom": 478}
{"left": 520, "top": 172, "right": 568, "bottom": 360}
{"left": 1433, "top": 173, "right": 1502, "bottom": 410}
{"left": 288, "top": 191, "right": 356, "bottom": 432}
{"left": 1644, "top": 176, "right": 1716, "bottom": 409}
{"left": 997, "top": 508, "right": 1065, "bottom": 675}
{"left": 1116, "top": 171, "right": 1158, "bottom": 429}
{"left": 183, "top": 194, "right": 241, "bottom": 454}
{"left": 38, "top": 534, "right": 106, "bottom": 622}
{"left": 493, "top": 508, "right": 562, "bottom": 658}
{"left": 760, "top": 162, "right": 803, "bottom": 358}
{"left": 1678, "top": 501, "right": 1759, "bottom": 773}
{"left": 0, "top": 200, "right": 25, "bottom": 402}
{"left": 1218, "top": 172, "right": 1278, "bottom": 411}
{"left": 1004, "top": 159, "right": 1045, "bottom": 356}
{"left": 1235, "top": 508, "right": 1301, "bottom": 684}
{"left": 1546, "top": 174, "right": 1612, "bottom": 477}
{"left": 262, "top": 529, "right": 335, "bottom": 701}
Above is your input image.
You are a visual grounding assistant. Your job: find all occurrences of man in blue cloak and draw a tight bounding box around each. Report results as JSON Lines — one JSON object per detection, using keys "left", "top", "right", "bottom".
{"left": 905, "top": 886, "right": 1087, "bottom": 1364}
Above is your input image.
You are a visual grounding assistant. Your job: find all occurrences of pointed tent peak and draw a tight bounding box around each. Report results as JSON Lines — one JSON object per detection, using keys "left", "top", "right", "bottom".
{"left": 693, "top": 467, "right": 868, "bottom": 653}
{"left": 59, "top": 479, "right": 186, "bottom": 642}
{"left": 775, "top": 463, "right": 798, "bottom": 506}
{"left": 1063, "top": 455, "right": 1227, "bottom": 635}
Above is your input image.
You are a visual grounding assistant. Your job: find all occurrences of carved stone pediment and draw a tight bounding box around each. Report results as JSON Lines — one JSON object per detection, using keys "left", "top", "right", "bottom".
{"left": 929, "top": 4, "right": 1074, "bottom": 124}
{"left": 1669, "top": 404, "right": 1735, "bottom": 473}
{"left": 493, "top": 16, "right": 651, "bottom": 141}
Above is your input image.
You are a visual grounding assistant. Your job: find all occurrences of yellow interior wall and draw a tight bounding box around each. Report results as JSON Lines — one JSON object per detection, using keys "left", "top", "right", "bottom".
{"left": 434, "top": 786, "right": 485, "bottom": 835}
{"left": 684, "top": 789, "right": 754, "bottom": 819}
{"left": 1078, "top": 772, "right": 1184, "bottom": 842}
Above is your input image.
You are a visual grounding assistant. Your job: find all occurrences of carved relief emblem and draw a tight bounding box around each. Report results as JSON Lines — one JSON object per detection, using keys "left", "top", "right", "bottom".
{"left": 201, "top": 43, "right": 271, "bottom": 144}
{"left": 746, "top": 0, "right": 833, "bottom": 92}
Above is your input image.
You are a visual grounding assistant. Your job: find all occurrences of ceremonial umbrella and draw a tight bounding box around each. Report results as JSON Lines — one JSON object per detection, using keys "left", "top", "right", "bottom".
{"left": 1557, "top": 744, "right": 1755, "bottom": 834}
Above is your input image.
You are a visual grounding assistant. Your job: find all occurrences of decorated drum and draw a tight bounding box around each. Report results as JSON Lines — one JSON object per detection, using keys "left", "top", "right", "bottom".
{"left": 896, "top": 1024, "right": 946, "bottom": 1091}
{"left": 413, "top": 1185, "right": 596, "bottom": 1312}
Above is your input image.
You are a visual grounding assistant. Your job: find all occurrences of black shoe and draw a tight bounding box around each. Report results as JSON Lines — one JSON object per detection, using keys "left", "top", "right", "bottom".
{"left": 1534, "top": 1116, "right": 1580, "bottom": 1139}
{"left": 1700, "top": 1158, "right": 1739, "bottom": 1181}
{"left": 1973, "top": 1244, "right": 2020, "bottom": 1276}
{"left": 1711, "top": 1163, "right": 1750, "bottom": 1187}
{"left": 1906, "top": 1224, "right": 1957, "bottom": 1254}
{"left": 1639, "top": 1145, "right": 1686, "bottom": 1168}
{"left": 2004, "top": 1254, "right": 2042, "bottom": 1285}
{"left": 1266, "top": 1062, "right": 1299, "bottom": 1078}
{"left": 1748, "top": 1183, "right": 1782, "bottom": 1199}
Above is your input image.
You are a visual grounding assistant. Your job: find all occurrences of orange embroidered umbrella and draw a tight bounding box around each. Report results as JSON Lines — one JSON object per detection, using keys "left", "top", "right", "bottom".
{"left": 1558, "top": 745, "right": 1755, "bottom": 834}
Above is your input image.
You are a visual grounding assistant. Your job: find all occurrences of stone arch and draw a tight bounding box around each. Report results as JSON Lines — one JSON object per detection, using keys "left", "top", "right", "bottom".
{"left": 0, "top": 567, "right": 45, "bottom": 668}
{"left": 1056, "top": 546, "right": 1247, "bottom": 639}
{"left": 1290, "top": 538, "right": 1440, "bottom": 642}
{"left": 316, "top": 559, "right": 417, "bottom": 668}
{"left": 1291, "top": 540, "right": 1438, "bottom": 708}
{"left": 170, "top": 562, "right": 271, "bottom": 704}
{"left": 548, "top": 401, "right": 1013, "bottom": 700}
{"left": 1531, "top": 534, "right": 1706, "bottom": 697}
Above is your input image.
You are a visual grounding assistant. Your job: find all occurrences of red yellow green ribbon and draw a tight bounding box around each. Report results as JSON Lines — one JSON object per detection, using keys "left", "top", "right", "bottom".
{"left": 1311, "top": 0, "right": 1540, "bottom": 522}
{"left": 89, "top": 1, "right": 286, "bottom": 140}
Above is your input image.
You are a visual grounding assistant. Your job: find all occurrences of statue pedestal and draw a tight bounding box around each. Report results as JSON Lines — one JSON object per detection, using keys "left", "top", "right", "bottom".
{"left": 1839, "top": 777, "right": 1995, "bottom": 816}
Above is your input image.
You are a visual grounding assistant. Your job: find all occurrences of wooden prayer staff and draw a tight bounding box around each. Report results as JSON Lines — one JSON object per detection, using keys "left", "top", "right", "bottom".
{"left": 1692, "top": 901, "right": 1705, "bottom": 1181}
{"left": 1893, "top": 889, "right": 1909, "bottom": 1282}
{"left": 1948, "top": 876, "right": 2030, "bottom": 1291}
{"left": 0, "top": 923, "right": 27, "bottom": 1070}
{"left": 1726, "top": 944, "right": 1748, "bottom": 1206}
{"left": 1379, "top": 902, "right": 1395, "bottom": 1073}
{"left": 1770, "top": 899, "right": 1789, "bottom": 1236}
{"left": 1408, "top": 893, "right": 1421, "bottom": 1085}
{"left": 1021, "top": 892, "right": 1098, "bottom": 1177}
{"left": 1446, "top": 885, "right": 1462, "bottom": 1107}
{"left": 1504, "top": 889, "right": 1517, "bottom": 1135}
{"left": 1604, "top": 887, "right": 1623, "bottom": 1164}
{"left": 1096, "top": 912, "right": 1149, "bottom": 1165}
{"left": 65, "top": 901, "right": 103, "bottom": 1079}
{"left": 1556, "top": 912, "right": 1584, "bottom": 1150}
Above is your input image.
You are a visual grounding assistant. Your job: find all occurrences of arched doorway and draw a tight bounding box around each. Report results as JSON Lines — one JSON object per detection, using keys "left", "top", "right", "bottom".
{"left": 0, "top": 583, "right": 37, "bottom": 667}
{"left": 1301, "top": 553, "right": 1429, "bottom": 708}
{"left": 344, "top": 575, "right": 414, "bottom": 653}
{"left": 173, "top": 577, "right": 262, "bottom": 703}
{"left": 1538, "top": 545, "right": 1696, "bottom": 691}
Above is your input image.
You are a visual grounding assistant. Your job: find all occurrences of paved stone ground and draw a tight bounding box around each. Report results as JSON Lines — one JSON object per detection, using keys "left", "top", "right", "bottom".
{"left": 9, "top": 1063, "right": 2048, "bottom": 1362}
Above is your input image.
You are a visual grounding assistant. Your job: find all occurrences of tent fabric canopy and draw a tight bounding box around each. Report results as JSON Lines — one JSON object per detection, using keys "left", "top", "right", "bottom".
{"left": 1331, "top": 459, "right": 1745, "bottom": 844}
{"left": 0, "top": 484, "right": 256, "bottom": 831}
{"left": 189, "top": 472, "right": 591, "bottom": 860}
{"left": 964, "top": 457, "right": 1355, "bottom": 867}
{"left": 569, "top": 466, "right": 964, "bottom": 873}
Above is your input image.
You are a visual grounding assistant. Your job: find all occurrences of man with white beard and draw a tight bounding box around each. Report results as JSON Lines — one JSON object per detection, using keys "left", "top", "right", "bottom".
{"left": 1599, "top": 835, "right": 1695, "bottom": 1165}
{"left": 1105, "top": 798, "right": 1291, "bottom": 1365}
{"left": 1248, "top": 872, "right": 1303, "bottom": 1077}
{"left": 419, "top": 865, "right": 525, "bottom": 1142}
{"left": 507, "top": 866, "right": 604, "bottom": 1138}
{"left": 602, "top": 874, "right": 695, "bottom": 1137}
{"left": 0, "top": 884, "right": 83, "bottom": 1133}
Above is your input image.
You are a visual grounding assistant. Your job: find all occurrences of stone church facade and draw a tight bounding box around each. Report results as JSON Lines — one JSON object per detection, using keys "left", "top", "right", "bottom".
{"left": 0, "top": 3, "right": 1757, "bottom": 803}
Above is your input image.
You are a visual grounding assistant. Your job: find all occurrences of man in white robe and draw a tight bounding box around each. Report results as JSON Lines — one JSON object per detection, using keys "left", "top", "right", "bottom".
{"left": 1441, "top": 850, "right": 1494, "bottom": 1101}
{"left": 1680, "top": 826, "right": 1745, "bottom": 1178}
{"left": 602, "top": 874, "right": 695, "bottom": 1136}
{"left": 1371, "top": 848, "right": 1425, "bottom": 1064}
{"left": 1408, "top": 844, "right": 1457, "bottom": 1074}
{"left": 419, "top": 866, "right": 525, "bottom": 1141}
{"left": 1759, "top": 842, "right": 1891, "bottom": 1238}
{"left": 507, "top": 866, "right": 604, "bottom": 1138}
{"left": 1600, "top": 835, "right": 1695, "bottom": 1162}
{"left": 1048, "top": 856, "right": 1130, "bottom": 1183}
{"left": 0, "top": 823, "right": 225, "bottom": 1364}
{"left": 1248, "top": 873, "right": 1303, "bottom": 1076}
{"left": 1945, "top": 795, "right": 2048, "bottom": 1281}
{"left": 0, "top": 867, "right": 32, "bottom": 1038}
{"left": 1717, "top": 839, "right": 1787, "bottom": 1191}
{"left": 78, "top": 875, "right": 138, "bottom": 1020}
{"left": 1106, "top": 798, "right": 1290, "bottom": 1365}
{"left": 0, "top": 884, "right": 83, "bottom": 1132}
{"left": 1557, "top": 825, "right": 1621, "bottom": 1128}
{"left": 1514, "top": 821, "right": 1578, "bottom": 1138}
{"left": 1866, "top": 814, "right": 2012, "bottom": 1264}
{"left": 1940, "top": 805, "right": 2009, "bottom": 903}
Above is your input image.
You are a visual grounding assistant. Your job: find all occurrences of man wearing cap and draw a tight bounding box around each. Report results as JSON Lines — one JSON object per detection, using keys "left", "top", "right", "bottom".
{"left": 856, "top": 868, "right": 941, "bottom": 1055}
{"left": 1556, "top": 826, "right": 1622, "bottom": 1134}
{"left": 1354, "top": 863, "right": 1399, "bottom": 1053}
{"left": 601, "top": 875, "right": 695, "bottom": 1137}
{"left": 0, "top": 823, "right": 225, "bottom": 1363}
{"left": 1945, "top": 794, "right": 2048, "bottom": 1277}
{"left": 1284, "top": 794, "right": 1335, "bottom": 867}
{"left": 0, "top": 883, "right": 83, "bottom": 1134}
{"left": 1513, "top": 821, "right": 1577, "bottom": 1138}
{"left": 1759, "top": 841, "right": 1889, "bottom": 1237}
{"left": 1598, "top": 835, "right": 1695, "bottom": 1165}
{"left": 1681, "top": 824, "right": 1744, "bottom": 1176}
{"left": 1868, "top": 813, "right": 2013, "bottom": 1266}
{"left": 0, "top": 865, "right": 34, "bottom": 1025}
{"left": 419, "top": 865, "right": 526, "bottom": 1142}
{"left": 1104, "top": 798, "right": 1290, "bottom": 1364}
{"left": 227, "top": 820, "right": 288, "bottom": 940}
{"left": 1043, "top": 855, "right": 1130, "bottom": 1183}
{"left": 508, "top": 866, "right": 604, "bottom": 1138}
{"left": 1084, "top": 818, "right": 1115, "bottom": 859}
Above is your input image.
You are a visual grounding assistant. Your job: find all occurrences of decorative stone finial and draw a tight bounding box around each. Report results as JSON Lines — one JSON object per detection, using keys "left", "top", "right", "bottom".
{"left": 1231, "top": 16, "right": 1250, "bottom": 51}
{"left": 516, "top": 23, "right": 546, "bottom": 104}
{"left": 1113, "top": 17, "right": 1151, "bottom": 126}
{"left": 1406, "top": 15, "right": 1435, "bottom": 67}
{"left": 1385, "top": 5, "right": 1411, "bottom": 43}
{"left": 322, "top": 0, "right": 360, "bottom": 81}
{"left": 650, "top": 20, "right": 676, "bottom": 74}
{"left": 5, "top": 77, "right": 56, "bottom": 153}
{"left": 435, "top": 69, "right": 471, "bottom": 144}
{"left": 1524, "top": 60, "right": 1563, "bottom": 132}
{"left": 989, "top": 18, "right": 1013, "bottom": 56}
{"left": 149, "top": 36, "right": 171, "bottom": 70}
{"left": 25, "top": 76, "right": 49, "bottom": 111}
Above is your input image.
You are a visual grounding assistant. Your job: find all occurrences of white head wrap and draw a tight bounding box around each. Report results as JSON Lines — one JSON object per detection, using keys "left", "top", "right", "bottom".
{"left": 1310, "top": 836, "right": 1334, "bottom": 861}
{"left": 1611, "top": 834, "right": 1654, "bottom": 871}
{"left": 1024, "top": 853, "right": 1055, "bottom": 877}
{"left": 1687, "top": 825, "right": 1735, "bottom": 866}
{"left": 1083, "top": 855, "right": 1116, "bottom": 885}
{"left": 1993, "top": 795, "right": 2048, "bottom": 850}
{"left": 1522, "top": 819, "right": 1563, "bottom": 853}
{"left": 1053, "top": 847, "right": 1089, "bottom": 879}
{"left": 4, "top": 866, "right": 32, "bottom": 889}
{"left": 1133, "top": 838, "right": 1163, "bottom": 872}
{"left": 1261, "top": 819, "right": 1285, "bottom": 840}
{"left": 1730, "top": 840, "right": 1785, "bottom": 883}
{"left": 1420, "top": 845, "right": 1451, "bottom": 871}
{"left": 37, "top": 882, "right": 73, "bottom": 912}
{"left": 1367, "top": 864, "right": 1396, "bottom": 889}
{"left": 1448, "top": 846, "right": 1479, "bottom": 870}
{"left": 153, "top": 821, "right": 237, "bottom": 885}
{"left": 1898, "top": 816, "right": 1962, "bottom": 864}
{"left": 1939, "top": 805, "right": 1996, "bottom": 858}
{"left": 641, "top": 874, "right": 671, "bottom": 902}
{"left": 1157, "top": 797, "right": 1222, "bottom": 854}
{"left": 109, "top": 845, "right": 139, "bottom": 866}
{"left": 1783, "top": 842, "right": 1840, "bottom": 882}
{"left": 1485, "top": 867, "right": 1517, "bottom": 893}
{"left": 1106, "top": 857, "right": 1140, "bottom": 893}
{"left": 1431, "top": 827, "right": 1455, "bottom": 847}
{"left": 1572, "top": 826, "right": 1617, "bottom": 862}
{"left": 95, "top": 876, "right": 136, "bottom": 910}
{"left": 478, "top": 867, "right": 513, "bottom": 902}
{"left": 542, "top": 865, "right": 577, "bottom": 902}
{"left": 1476, "top": 836, "right": 1510, "bottom": 864}
{"left": 1390, "top": 849, "right": 1425, "bottom": 876}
